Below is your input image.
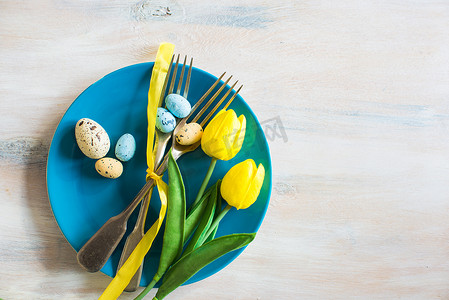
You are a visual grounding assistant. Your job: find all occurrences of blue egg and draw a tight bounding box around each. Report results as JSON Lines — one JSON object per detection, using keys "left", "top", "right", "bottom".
{"left": 115, "top": 133, "right": 136, "bottom": 162}
{"left": 156, "top": 107, "right": 176, "bottom": 133}
{"left": 165, "top": 94, "right": 192, "bottom": 118}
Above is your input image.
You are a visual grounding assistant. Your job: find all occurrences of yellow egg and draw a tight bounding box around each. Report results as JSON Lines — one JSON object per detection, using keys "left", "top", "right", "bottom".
{"left": 175, "top": 123, "right": 203, "bottom": 145}
{"left": 95, "top": 157, "right": 123, "bottom": 179}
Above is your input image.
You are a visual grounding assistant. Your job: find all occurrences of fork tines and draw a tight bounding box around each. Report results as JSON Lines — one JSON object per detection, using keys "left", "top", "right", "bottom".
{"left": 160, "top": 54, "right": 193, "bottom": 105}
{"left": 161, "top": 55, "right": 243, "bottom": 128}
{"left": 188, "top": 74, "right": 243, "bottom": 127}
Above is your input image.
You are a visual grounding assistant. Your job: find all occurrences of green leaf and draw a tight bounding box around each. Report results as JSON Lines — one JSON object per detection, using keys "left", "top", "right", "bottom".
{"left": 155, "top": 233, "right": 256, "bottom": 300}
{"left": 184, "top": 183, "right": 215, "bottom": 241}
{"left": 205, "top": 187, "right": 223, "bottom": 243}
{"left": 183, "top": 181, "right": 219, "bottom": 255}
{"left": 155, "top": 151, "right": 186, "bottom": 280}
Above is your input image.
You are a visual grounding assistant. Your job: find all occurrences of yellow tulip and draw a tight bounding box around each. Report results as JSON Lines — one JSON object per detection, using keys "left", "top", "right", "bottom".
{"left": 201, "top": 109, "right": 246, "bottom": 161}
{"left": 191, "top": 109, "right": 246, "bottom": 219}
{"left": 221, "top": 159, "right": 265, "bottom": 210}
{"left": 200, "top": 159, "right": 265, "bottom": 242}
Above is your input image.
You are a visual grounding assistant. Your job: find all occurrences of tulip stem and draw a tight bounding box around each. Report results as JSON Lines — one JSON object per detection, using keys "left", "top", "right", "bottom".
{"left": 201, "top": 204, "right": 232, "bottom": 244}
{"left": 135, "top": 278, "right": 157, "bottom": 300}
{"left": 191, "top": 157, "right": 217, "bottom": 209}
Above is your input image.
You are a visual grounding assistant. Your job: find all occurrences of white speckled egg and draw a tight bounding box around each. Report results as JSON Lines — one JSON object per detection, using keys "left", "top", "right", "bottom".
{"left": 175, "top": 123, "right": 203, "bottom": 145}
{"left": 156, "top": 107, "right": 176, "bottom": 133}
{"left": 165, "top": 94, "right": 192, "bottom": 118}
{"left": 95, "top": 157, "right": 123, "bottom": 179}
{"left": 115, "top": 133, "right": 136, "bottom": 162}
{"left": 75, "top": 118, "right": 110, "bottom": 159}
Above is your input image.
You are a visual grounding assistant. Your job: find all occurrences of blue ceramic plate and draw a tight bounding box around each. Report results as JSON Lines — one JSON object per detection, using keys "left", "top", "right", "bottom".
{"left": 47, "top": 62, "right": 272, "bottom": 286}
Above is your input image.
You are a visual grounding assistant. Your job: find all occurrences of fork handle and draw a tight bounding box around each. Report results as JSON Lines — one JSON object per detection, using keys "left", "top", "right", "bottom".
{"left": 77, "top": 214, "right": 128, "bottom": 272}
{"left": 76, "top": 177, "right": 155, "bottom": 272}
{"left": 116, "top": 192, "right": 151, "bottom": 291}
{"left": 76, "top": 150, "right": 175, "bottom": 273}
{"left": 115, "top": 149, "right": 181, "bottom": 289}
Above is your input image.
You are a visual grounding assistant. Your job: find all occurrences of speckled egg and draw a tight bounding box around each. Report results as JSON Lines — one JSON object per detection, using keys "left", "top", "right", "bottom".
{"left": 115, "top": 133, "right": 136, "bottom": 162}
{"left": 175, "top": 123, "right": 203, "bottom": 145}
{"left": 156, "top": 107, "right": 176, "bottom": 133}
{"left": 165, "top": 94, "right": 192, "bottom": 118}
{"left": 95, "top": 157, "right": 123, "bottom": 179}
{"left": 75, "top": 118, "right": 110, "bottom": 159}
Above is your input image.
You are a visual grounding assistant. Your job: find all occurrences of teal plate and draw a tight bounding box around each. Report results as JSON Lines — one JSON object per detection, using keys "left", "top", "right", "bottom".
{"left": 46, "top": 62, "right": 272, "bottom": 286}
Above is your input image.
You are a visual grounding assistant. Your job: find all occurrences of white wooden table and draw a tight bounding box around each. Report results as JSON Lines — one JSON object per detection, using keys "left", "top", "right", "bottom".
{"left": 2, "top": 1, "right": 449, "bottom": 299}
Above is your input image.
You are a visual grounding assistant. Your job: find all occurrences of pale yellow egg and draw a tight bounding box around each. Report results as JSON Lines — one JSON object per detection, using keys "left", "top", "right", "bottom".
{"left": 175, "top": 123, "right": 203, "bottom": 145}
{"left": 95, "top": 157, "right": 123, "bottom": 179}
{"left": 75, "top": 118, "right": 110, "bottom": 159}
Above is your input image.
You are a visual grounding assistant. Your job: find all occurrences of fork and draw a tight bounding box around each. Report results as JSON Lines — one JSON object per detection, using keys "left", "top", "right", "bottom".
{"left": 76, "top": 64, "right": 241, "bottom": 273}
{"left": 118, "top": 57, "right": 243, "bottom": 291}
{"left": 117, "top": 54, "right": 193, "bottom": 291}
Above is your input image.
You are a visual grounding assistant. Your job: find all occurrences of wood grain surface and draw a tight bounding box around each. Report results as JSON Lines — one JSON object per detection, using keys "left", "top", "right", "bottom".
{"left": 1, "top": 0, "right": 449, "bottom": 299}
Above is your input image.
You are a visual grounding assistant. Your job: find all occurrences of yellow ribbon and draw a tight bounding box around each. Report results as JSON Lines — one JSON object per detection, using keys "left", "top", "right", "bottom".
{"left": 146, "top": 43, "right": 174, "bottom": 180}
{"left": 99, "top": 42, "right": 174, "bottom": 300}
{"left": 98, "top": 193, "right": 167, "bottom": 300}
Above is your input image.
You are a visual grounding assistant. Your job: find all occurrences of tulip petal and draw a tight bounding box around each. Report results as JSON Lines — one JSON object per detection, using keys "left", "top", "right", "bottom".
{"left": 201, "top": 110, "right": 227, "bottom": 143}
{"left": 229, "top": 115, "right": 246, "bottom": 159}
{"left": 220, "top": 159, "right": 265, "bottom": 210}
{"left": 221, "top": 160, "right": 254, "bottom": 209}
{"left": 240, "top": 163, "right": 265, "bottom": 209}
{"left": 201, "top": 110, "right": 229, "bottom": 158}
{"left": 209, "top": 110, "right": 235, "bottom": 141}
{"left": 201, "top": 109, "right": 243, "bottom": 161}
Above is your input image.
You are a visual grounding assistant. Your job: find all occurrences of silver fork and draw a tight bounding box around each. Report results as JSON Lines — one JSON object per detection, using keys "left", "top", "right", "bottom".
{"left": 76, "top": 67, "right": 241, "bottom": 273}
{"left": 117, "top": 54, "right": 193, "bottom": 291}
